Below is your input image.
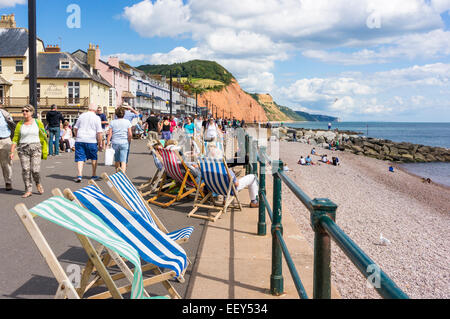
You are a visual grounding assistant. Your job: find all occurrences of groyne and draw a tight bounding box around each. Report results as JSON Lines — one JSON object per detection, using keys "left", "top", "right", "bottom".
{"left": 274, "top": 127, "right": 450, "bottom": 163}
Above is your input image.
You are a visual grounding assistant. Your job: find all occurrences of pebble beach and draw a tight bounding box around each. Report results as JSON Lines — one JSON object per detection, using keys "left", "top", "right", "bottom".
{"left": 277, "top": 141, "right": 450, "bottom": 299}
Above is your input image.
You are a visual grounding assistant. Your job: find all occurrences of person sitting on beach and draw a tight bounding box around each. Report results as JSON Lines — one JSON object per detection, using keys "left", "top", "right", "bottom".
{"left": 298, "top": 156, "right": 306, "bottom": 166}
{"left": 321, "top": 155, "right": 329, "bottom": 164}
{"left": 332, "top": 157, "right": 340, "bottom": 166}
{"left": 306, "top": 155, "right": 313, "bottom": 166}
{"left": 311, "top": 148, "right": 316, "bottom": 155}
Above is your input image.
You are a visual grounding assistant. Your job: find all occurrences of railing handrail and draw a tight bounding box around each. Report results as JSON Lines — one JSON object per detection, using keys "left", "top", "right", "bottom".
{"left": 247, "top": 131, "right": 409, "bottom": 299}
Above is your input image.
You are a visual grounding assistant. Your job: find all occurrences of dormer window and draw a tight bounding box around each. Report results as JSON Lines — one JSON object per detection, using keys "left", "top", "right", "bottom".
{"left": 59, "top": 60, "right": 71, "bottom": 70}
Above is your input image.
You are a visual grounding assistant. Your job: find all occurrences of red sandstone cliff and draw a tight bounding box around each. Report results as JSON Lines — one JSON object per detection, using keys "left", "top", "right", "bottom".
{"left": 198, "top": 80, "right": 268, "bottom": 122}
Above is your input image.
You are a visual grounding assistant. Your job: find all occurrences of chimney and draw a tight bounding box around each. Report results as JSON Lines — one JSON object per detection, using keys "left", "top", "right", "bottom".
{"left": 0, "top": 14, "right": 16, "bottom": 28}
{"left": 108, "top": 56, "right": 120, "bottom": 68}
{"left": 45, "top": 44, "right": 61, "bottom": 53}
{"left": 87, "top": 43, "right": 97, "bottom": 69}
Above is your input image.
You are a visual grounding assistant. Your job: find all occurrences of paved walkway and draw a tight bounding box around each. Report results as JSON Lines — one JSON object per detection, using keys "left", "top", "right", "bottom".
{"left": 0, "top": 139, "right": 340, "bottom": 299}
{"left": 186, "top": 168, "right": 340, "bottom": 299}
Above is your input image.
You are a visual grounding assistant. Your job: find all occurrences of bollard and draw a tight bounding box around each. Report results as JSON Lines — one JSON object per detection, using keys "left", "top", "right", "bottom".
{"left": 270, "top": 160, "right": 284, "bottom": 296}
{"left": 310, "top": 198, "right": 337, "bottom": 299}
{"left": 258, "top": 147, "right": 267, "bottom": 236}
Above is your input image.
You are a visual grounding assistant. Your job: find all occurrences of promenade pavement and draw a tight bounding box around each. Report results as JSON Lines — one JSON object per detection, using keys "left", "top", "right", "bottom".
{"left": 0, "top": 138, "right": 340, "bottom": 299}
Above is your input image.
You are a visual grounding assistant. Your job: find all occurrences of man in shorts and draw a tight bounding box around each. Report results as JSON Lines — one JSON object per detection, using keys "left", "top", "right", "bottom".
{"left": 73, "top": 104, "right": 104, "bottom": 183}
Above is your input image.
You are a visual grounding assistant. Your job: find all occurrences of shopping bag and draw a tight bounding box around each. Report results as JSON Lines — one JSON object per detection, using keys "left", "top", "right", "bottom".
{"left": 105, "top": 147, "right": 115, "bottom": 166}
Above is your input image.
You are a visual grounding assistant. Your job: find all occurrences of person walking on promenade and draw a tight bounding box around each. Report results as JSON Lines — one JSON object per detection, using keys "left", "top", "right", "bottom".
{"left": 169, "top": 115, "right": 177, "bottom": 135}
{"left": 107, "top": 107, "right": 132, "bottom": 173}
{"left": 205, "top": 118, "right": 219, "bottom": 142}
{"left": 96, "top": 106, "right": 108, "bottom": 151}
{"left": 46, "top": 104, "right": 64, "bottom": 157}
{"left": 144, "top": 111, "right": 160, "bottom": 142}
{"left": 121, "top": 102, "right": 139, "bottom": 163}
{"left": 184, "top": 117, "right": 195, "bottom": 138}
{"left": 194, "top": 116, "right": 203, "bottom": 139}
{"left": 10, "top": 104, "right": 48, "bottom": 198}
{"left": 159, "top": 116, "right": 172, "bottom": 141}
{"left": 73, "top": 104, "right": 103, "bottom": 183}
{"left": 0, "top": 105, "right": 15, "bottom": 191}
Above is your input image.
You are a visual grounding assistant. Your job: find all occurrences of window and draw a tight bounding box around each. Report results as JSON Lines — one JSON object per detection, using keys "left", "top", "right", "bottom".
{"left": 59, "top": 60, "right": 70, "bottom": 70}
{"left": 68, "top": 81, "right": 80, "bottom": 105}
{"left": 109, "top": 88, "right": 116, "bottom": 107}
{"left": 16, "top": 60, "right": 23, "bottom": 73}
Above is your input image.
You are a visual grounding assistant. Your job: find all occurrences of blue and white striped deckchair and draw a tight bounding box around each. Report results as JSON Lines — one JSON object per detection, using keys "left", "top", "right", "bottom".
{"left": 188, "top": 157, "right": 242, "bottom": 222}
{"left": 101, "top": 170, "right": 194, "bottom": 244}
{"left": 15, "top": 196, "right": 154, "bottom": 299}
{"left": 72, "top": 184, "right": 188, "bottom": 299}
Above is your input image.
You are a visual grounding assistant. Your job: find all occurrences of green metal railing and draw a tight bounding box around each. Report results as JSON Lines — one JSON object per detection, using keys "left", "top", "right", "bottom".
{"left": 245, "top": 134, "right": 408, "bottom": 299}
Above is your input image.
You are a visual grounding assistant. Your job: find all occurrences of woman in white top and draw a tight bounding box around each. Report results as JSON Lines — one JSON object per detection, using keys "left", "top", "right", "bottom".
{"left": 205, "top": 118, "right": 219, "bottom": 142}
{"left": 10, "top": 104, "right": 47, "bottom": 198}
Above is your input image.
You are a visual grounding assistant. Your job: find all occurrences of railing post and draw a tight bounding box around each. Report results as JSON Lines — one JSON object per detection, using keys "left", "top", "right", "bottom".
{"left": 311, "top": 198, "right": 337, "bottom": 299}
{"left": 258, "top": 146, "right": 267, "bottom": 236}
{"left": 271, "top": 160, "right": 284, "bottom": 296}
{"left": 251, "top": 140, "right": 258, "bottom": 176}
{"left": 245, "top": 134, "right": 250, "bottom": 174}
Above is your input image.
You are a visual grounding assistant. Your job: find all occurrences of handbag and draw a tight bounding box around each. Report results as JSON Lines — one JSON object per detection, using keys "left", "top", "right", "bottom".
{"left": 0, "top": 109, "right": 16, "bottom": 139}
{"left": 104, "top": 147, "right": 115, "bottom": 166}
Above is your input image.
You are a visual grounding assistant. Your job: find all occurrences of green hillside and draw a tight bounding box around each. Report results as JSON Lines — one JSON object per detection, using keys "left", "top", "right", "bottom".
{"left": 137, "top": 60, "right": 235, "bottom": 85}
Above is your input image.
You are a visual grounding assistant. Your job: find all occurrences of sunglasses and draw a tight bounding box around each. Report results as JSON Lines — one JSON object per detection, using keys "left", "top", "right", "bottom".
{"left": 22, "top": 110, "right": 30, "bottom": 113}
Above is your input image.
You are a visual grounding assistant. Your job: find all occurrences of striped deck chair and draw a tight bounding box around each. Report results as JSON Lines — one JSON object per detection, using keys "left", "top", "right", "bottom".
{"left": 99, "top": 171, "right": 194, "bottom": 245}
{"left": 188, "top": 157, "right": 243, "bottom": 222}
{"left": 68, "top": 184, "right": 188, "bottom": 299}
{"left": 148, "top": 148, "right": 204, "bottom": 208}
{"left": 14, "top": 191, "right": 161, "bottom": 299}
{"left": 138, "top": 145, "right": 175, "bottom": 197}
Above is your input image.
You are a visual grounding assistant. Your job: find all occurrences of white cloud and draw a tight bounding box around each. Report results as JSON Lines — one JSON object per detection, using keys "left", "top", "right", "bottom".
{"left": 0, "top": 0, "right": 25, "bottom": 9}
{"left": 303, "top": 29, "right": 450, "bottom": 65}
{"left": 277, "top": 62, "right": 450, "bottom": 118}
{"left": 123, "top": 0, "right": 191, "bottom": 38}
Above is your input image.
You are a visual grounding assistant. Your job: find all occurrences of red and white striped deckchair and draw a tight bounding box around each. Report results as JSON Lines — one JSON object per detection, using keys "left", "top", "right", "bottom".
{"left": 148, "top": 148, "right": 204, "bottom": 208}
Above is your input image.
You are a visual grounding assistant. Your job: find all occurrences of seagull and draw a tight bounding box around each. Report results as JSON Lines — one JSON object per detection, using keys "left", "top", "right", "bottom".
{"left": 379, "top": 233, "right": 391, "bottom": 246}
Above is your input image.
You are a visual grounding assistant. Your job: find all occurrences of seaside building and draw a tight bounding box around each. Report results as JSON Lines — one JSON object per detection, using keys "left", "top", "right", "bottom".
{"left": 72, "top": 45, "right": 134, "bottom": 115}
{"left": 0, "top": 15, "right": 110, "bottom": 120}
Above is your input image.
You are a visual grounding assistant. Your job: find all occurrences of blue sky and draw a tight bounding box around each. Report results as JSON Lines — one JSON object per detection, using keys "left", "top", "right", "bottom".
{"left": 1, "top": 0, "right": 450, "bottom": 122}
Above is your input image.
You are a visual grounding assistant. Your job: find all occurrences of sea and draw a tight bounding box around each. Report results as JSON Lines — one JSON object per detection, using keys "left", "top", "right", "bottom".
{"left": 284, "top": 122, "right": 450, "bottom": 187}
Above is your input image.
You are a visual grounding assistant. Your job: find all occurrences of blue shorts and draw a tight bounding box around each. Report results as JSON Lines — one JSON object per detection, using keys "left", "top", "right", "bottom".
{"left": 75, "top": 142, "right": 98, "bottom": 162}
{"left": 112, "top": 143, "right": 129, "bottom": 163}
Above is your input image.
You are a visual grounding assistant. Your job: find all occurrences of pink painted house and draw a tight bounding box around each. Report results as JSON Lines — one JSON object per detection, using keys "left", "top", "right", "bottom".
{"left": 72, "top": 44, "right": 134, "bottom": 109}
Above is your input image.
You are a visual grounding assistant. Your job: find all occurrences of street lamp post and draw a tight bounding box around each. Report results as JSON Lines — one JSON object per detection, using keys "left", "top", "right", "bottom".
{"left": 169, "top": 70, "right": 173, "bottom": 116}
{"left": 28, "top": 0, "right": 38, "bottom": 118}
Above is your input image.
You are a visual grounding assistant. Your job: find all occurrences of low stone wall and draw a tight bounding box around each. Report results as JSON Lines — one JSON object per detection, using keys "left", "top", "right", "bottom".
{"left": 275, "top": 127, "right": 450, "bottom": 163}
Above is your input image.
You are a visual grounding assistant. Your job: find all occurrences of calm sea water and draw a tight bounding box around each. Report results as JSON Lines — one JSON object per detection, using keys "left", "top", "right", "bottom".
{"left": 285, "top": 122, "right": 450, "bottom": 187}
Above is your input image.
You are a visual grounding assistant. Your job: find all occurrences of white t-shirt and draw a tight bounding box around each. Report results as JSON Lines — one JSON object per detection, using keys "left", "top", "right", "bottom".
{"left": 20, "top": 121, "right": 40, "bottom": 144}
{"left": 109, "top": 119, "right": 132, "bottom": 145}
{"left": 74, "top": 111, "right": 103, "bottom": 144}
{"left": 300, "top": 157, "right": 306, "bottom": 165}
{"left": 205, "top": 123, "right": 218, "bottom": 140}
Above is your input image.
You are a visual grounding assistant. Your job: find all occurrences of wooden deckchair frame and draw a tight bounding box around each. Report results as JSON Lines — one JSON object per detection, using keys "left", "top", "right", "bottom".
{"left": 188, "top": 158, "right": 243, "bottom": 223}
{"left": 63, "top": 187, "right": 183, "bottom": 299}
{"left": 137, "top": 143, "right": 175, "bottom": 197}
{"left": 14, "top": 189, "right": 130, "bottom": 299}
{"left": 148, "top": 149, "right": 205, "bottom": 208}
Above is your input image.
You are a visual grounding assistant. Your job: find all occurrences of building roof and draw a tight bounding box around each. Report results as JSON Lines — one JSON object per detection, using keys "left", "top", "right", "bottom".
{"left": 31, "top": 52, "right": 111, "bottom": 87}
{"left": 0, "top": 28, "right": 29, "bottom": 57}
{"left": 0, "top": 27, "right": 45, "bottom": 57}
{"left": 72, "top": 49, "right": 132, "bottom": 77}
